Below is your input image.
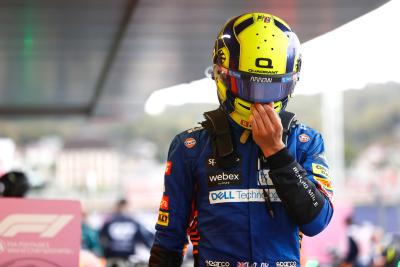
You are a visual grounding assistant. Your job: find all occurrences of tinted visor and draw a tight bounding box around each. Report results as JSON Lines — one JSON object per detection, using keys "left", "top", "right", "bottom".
{"left": 221, "top": 67, "right": 298, "bottom": 103}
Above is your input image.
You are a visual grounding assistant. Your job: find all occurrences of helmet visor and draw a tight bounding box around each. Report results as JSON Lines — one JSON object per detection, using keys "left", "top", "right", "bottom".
{"left": 220, "top": 67, "right": 298, "bottom": 103}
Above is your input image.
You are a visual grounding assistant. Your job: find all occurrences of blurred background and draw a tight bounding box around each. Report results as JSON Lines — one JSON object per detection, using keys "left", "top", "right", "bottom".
{"left": 1, "top": 0, "right": 400, "bottom": 266}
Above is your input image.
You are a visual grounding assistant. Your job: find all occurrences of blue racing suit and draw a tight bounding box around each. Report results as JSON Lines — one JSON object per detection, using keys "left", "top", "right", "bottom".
{"left": 149, "top": 118, "right": 334, "bottom": 267}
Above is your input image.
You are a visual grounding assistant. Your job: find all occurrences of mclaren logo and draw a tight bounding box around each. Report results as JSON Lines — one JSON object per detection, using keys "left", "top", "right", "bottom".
{"left": 0, "top": 214, "right": 73, "bottom": 238}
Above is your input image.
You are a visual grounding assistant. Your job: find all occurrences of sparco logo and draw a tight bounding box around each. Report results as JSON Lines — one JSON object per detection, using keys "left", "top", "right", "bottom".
{"left": 208, "top": 172, "right": 241, "bottom": 187}
{"left": 276, "top": 261, "right": 296, "bottom": 267}
{"left": 205, "top": 260, "right": 230, "bottom": 266}
{"left": 0, "top": 214, "right": 73, "bottom": 238}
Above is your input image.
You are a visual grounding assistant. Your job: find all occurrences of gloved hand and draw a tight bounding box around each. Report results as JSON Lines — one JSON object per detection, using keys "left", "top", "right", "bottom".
{"left": 250, "top": 103, "right": 285, "bottom": 157}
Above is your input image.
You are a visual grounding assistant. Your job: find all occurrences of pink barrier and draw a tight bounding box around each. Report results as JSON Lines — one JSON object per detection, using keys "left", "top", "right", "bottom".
{"left": 0, "top": 198, "right": 81, "bottom": 267}
{"left": 302, "top": 201, "right": 353, "bottom": 265}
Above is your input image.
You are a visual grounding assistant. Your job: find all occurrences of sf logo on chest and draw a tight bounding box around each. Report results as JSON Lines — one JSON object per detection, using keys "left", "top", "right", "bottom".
{"left": 206, "top": 156, "right": 241, "bottom": 169}
{"left": 207, "top": 157, "right": 217, "bottom": 168}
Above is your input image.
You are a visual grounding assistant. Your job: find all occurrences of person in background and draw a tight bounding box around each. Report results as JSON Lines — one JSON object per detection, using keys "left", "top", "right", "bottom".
{"left": 80, "top": 249, "right": 106, "bottom": 267}
{"left": 341, "top": 216, "right": 360, "bottom": 267}
{"left": 149, "top": 12, "right": 334, "bottom": 267}
{"left": 381, "top": 234, "right": 400, "bottom": 267}
{"left": 0, "top": 170, "right": 30, "bottom": 197}
{"left": 99, "top": 198, "right": 153, "bottom": 265}
{"left": 82, "top": 210, "right": 103, "bottom": 257}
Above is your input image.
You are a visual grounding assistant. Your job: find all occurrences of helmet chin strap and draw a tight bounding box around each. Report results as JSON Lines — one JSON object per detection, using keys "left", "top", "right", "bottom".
{"left": 229, "top": 100, "right": 253, "bottom": 143}
{"left": 230, "top": 110, "right": 252, "bottom": 129}
{"left": 230, "top": 98, "right": 253, "bottom": 130}
{"left": 229, "top": 98, "right": 285, "bottom": 131}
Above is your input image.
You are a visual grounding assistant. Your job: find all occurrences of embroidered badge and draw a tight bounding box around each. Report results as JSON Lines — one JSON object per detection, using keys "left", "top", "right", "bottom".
{"left": 184, "top": 137, "right": 196, "bottom": 148}
{"left": 299, "top": 133, "right": 310, "bottom": 143}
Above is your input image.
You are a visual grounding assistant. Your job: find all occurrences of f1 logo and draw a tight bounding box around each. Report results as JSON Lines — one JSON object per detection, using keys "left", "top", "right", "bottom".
{"left": 0, "top": 214, "right": 73, "bottom": 238}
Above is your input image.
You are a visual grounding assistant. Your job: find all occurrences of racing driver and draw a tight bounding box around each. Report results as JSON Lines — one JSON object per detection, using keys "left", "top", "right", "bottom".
{"left": 149, "top": 12, "right": 334, "bottom": 267}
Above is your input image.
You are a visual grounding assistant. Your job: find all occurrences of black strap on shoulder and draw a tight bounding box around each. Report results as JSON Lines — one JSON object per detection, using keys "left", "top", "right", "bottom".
{"left": 201, "top": 108, "right": 238, "bottom": 169}
{"left": 279, "top": 110, "right": 297, "bottom": 145}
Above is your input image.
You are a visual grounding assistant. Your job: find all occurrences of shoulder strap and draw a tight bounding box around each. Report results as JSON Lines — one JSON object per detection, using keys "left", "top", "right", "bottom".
{"left": 279, "top": 110, "right": 297, "bottom": 145}
{"left": 202, "top": 108, "right": 233, "bottom": 157}
{"left": 201, "top": 108, "right": 238, "bottom": 169}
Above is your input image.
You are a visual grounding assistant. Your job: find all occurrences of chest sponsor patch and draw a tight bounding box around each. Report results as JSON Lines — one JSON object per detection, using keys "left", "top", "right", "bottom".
{"left": 159, "top": 195, "right": 169, "bottom": 210}
{"left": 157, "top": 211, "right": 169, "bottom": 226}
{"left": 207, "top": 171, "right": 241, "bottom": 187}
{"left": 314, "top": 176, "right": 333, "bottom": 191}
{"left": 313, "top": 175, "right": 334, "bottom": 202}
{"left": 298, "top": 133, "right": 310, "bottom": 143}
{"left": 209, "top": 188, "right": 281, "bottom": 204}
{"left": 184, "top": 137, "right": 196, "bottom": 148}
{"left": 205, "top": 156, "right": 241, "bottom": 169}
{"left": 165, "top": 161, "right": 172, "bottom": 175}
{"left": 312, "top": 163, "right": 330, "bottom": 179}
{"left": 206, "top": 156, "right": 218, "bottom": 168}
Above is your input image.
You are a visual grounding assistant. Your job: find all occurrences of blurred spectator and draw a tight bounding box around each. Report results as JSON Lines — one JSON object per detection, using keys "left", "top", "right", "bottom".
{"left": 340, "top": 218, "right": 385, "bottom": 267}
{"left": 341, "top": 216, "right": 360, "bottom": 267}
{"left": 80, "top": 250, "right": 105, "bottom": 267}
{"left": 380, "top": 234, "right": 400, "bottom": 267}
{"left": 99, "top": 198, "right": 154, "bottom": 265}
{"left": 0, "top": 170, "right": 30, "bottom": 197}
{"left": 82, "top": 210, "right": 103, "bottom": 257}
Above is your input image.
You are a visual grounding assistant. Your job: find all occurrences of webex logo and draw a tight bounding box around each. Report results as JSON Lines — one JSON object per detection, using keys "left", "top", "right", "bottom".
{"left": 0, "top": 214, "right": 73, "bottom": 238}
{"left": 207, "top": 172, "right": 241, "bottom": 187}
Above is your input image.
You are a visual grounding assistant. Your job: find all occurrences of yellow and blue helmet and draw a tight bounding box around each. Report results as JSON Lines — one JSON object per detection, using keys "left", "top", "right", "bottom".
{"left": 212, "top": 13, "right": 302, "bottom": 129}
